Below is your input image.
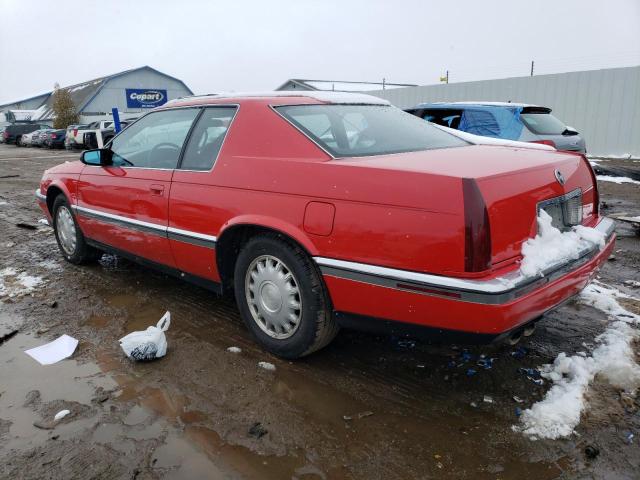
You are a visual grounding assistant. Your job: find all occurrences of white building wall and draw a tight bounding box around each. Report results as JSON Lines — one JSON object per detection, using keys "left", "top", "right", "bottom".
{"left": 368, "top": 66, "right": 640, "bottom": 157}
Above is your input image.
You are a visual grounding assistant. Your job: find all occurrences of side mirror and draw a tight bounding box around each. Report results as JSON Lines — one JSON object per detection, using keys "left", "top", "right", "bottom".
{"left": 81, "top": 149, "right": 110, "bottom": 166}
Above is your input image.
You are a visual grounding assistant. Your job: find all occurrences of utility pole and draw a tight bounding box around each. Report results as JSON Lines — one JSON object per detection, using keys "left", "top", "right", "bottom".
{"left": 530, "top": 60, "right": 534, "bottom": 76}
{"left": 446, "top": 70, "right": 449, "bottom": 84}
{"left": 382, "top": 77, "right": 386, "bottom": 90}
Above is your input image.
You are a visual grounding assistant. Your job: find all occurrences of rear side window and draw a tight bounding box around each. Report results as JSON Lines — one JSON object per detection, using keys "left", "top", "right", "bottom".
{"left": 460, "top": 109, "right": 500, "bottom": 137}
{"left": 520, "top": 112, "right": 567, "bottom": 135}
{"left": 276, "top": 104, "right": 467, "bottom": 158}
{"left": 179, "top": 107, "right": 238, "bottom": 171}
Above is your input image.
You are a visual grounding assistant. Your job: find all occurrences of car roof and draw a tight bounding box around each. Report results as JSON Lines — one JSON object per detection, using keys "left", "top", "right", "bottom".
{"left": 164, "top": 91, "right": 390, "bottom": 108}
{"left": 411, "top": 101, "right": 547, "bottom": 110}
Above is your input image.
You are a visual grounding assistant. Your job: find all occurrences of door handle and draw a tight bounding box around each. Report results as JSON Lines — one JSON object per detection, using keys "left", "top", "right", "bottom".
{"left": 149, "top": 184, "right": 164, "bottom": 196}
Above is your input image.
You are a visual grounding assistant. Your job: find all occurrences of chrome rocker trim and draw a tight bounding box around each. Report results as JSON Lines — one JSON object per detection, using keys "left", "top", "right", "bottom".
{"left": 314, "top": 217, "right": 615, "bottom": 305}
{"left": 71, "top": 205, "right": 217, "bottom": 248}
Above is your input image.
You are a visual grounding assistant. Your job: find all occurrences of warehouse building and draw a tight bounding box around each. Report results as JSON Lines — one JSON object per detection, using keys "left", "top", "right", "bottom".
{"left": 0, "top": 66, "right": 193, "bottom": 125}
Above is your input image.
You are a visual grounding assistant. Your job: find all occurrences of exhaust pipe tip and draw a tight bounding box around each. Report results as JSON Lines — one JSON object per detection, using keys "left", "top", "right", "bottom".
{"left": 505, "top": 329, "right": 523, "bottom": 346}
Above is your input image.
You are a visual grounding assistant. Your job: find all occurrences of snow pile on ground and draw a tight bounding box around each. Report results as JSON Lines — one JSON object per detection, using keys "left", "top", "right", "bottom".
{"left": 515, "top": 282, "right": 640, "bottom": 439}
{"left": 519, "top": 210, "right": 606, "bottom": 277}
{"left": 596, "top": 175, "right": 640, "bottom": 185}
{"left": 0, "top": 267, "right": 44, "bottom": 299}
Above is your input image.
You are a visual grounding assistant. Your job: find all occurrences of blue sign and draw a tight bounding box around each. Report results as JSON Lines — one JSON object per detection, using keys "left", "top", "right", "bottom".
{"left": 126, "top": 88, "right": 168, "bottom": 108}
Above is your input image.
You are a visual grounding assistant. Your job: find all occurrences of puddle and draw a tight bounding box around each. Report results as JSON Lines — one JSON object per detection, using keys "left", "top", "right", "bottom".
{"left": 0, "top": 333, "right": 116, "bottom": 451}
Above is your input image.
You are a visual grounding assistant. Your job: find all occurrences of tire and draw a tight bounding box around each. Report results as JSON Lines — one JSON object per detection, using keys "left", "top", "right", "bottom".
{"left": 52, "top": 195, "right": 101, "bottom": 264}
{"left": 15, "top": 135, "right": 21, "bottom": 147}
{"left": 233, "top": 234, "right": 338, "bottom": 358}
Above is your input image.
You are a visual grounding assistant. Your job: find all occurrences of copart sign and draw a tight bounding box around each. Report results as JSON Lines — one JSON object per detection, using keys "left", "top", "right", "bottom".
{"left": 126, "top": 89, "right": 168, "bottom": 108}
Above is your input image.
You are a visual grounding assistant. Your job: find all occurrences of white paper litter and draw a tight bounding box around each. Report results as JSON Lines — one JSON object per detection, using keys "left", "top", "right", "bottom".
{"left": 515, "top": 282, "right": 640, "bottom": 439}
{"left": 54, "top": 409, "right": 71, "bottom": 421}
{"left": 227, "top": 346, "right": 242, "bottom": 353}
{"left": 519, "top": 210, "right": 606, "bottom": 278}
{"left": 38, "top": 218, "right": 49, "bottom": 225}
{"left": 258, "top": 361, "right": 276, "bottom": 371}
{"left": 25, "top": 335, "right": 78, "bottom": 365}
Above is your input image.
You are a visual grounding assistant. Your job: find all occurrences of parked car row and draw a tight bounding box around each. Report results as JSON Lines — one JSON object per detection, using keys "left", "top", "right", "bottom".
{"left": 2, "top": 122, "right": 50, "bottom": 145}
{"left": 0, "top": 118, "right": 137, "bottom": 150}
{"left": 16, "top": 128, "right": 66, "bottom": 149}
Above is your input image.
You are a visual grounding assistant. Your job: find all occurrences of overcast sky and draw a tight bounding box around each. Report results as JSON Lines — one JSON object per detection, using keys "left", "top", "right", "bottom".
{"left": 0, "top": 0, "right": 638, "bottom": 104}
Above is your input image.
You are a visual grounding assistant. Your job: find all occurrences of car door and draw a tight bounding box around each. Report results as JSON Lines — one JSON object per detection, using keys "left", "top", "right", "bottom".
{"left": 76, "top": 107, "right": 201, "bottom": 267}
{"left": 167, "top": 106, "right": 238, "bottom": 281}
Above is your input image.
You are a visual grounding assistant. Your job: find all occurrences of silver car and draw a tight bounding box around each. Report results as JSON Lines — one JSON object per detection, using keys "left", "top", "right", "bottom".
{"left": 405, "top": 102, "right": 586, "bottom": 153}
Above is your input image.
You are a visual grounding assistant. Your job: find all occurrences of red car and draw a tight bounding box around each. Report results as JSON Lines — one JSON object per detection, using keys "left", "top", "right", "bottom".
{"left": 36, "top": 92, "right": 615, "bottom": 358}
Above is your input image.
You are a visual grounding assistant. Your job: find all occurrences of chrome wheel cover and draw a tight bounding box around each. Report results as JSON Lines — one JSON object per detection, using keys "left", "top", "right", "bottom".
{"left": 56, "top": 206, "right": 77, "bottom": 255}
{"left": 245, "top": 254, "right": 302, "bottom": 339}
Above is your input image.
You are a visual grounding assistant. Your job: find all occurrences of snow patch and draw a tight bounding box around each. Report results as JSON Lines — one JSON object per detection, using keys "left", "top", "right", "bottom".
{"left": 38, "top": 260, "right": 61, "bottom": 271}
{"left": 515, "top": 282, "right": 640, "bottom": 439}
{"left": 258, "top": 361, "right": 276, "bottom": 371}
{"left": 519, "top": 210, "right": 606, "bottom": 278}
{"left": 18, "top": 273, "right": 43, "bottom": 289}
{"left": 596, "top": 175, "right": 640, "bottom": 185}
{"left": 227, "top": 346, "right": 242, "bottom": 354}
{"left": 0, "top": 268, "right": 44, "bottom": 298}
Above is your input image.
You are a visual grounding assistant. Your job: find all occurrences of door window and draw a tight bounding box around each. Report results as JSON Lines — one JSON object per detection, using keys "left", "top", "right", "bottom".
{"left": 110, "top": 108, "right": 200, "bottom": 169}
{"left": 180, "top": 107, "right": 238, "bottom": 171}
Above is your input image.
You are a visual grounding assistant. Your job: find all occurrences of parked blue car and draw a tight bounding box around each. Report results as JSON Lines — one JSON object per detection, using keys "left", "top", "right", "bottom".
{"left": 405, "top": 102, "right": 586, "bottom": 153}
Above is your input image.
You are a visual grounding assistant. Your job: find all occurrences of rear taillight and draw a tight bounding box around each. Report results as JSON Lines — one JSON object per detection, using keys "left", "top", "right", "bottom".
{"left": 530, "top": 139, "right": 556, "bottom": 148}
{"left": 462, "top": 178, "right": 492, "bottom": 272}
{"left": 50, "top": 134, "right": 56, "bottom": 139}
{"left": 581, "top": 155, "right": 599, "bottom": 216}
{"left": 2, "top": 131, "right": 8, "bottom": 138}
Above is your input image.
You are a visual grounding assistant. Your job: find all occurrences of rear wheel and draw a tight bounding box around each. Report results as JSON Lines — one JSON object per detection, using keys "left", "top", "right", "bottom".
{"left": 52, "top": 196, "right": 101, "bottom": 264}
{"left": 15, "top": 135, "right": 21, "bottom": 147}
{"left": 233, "top": 234, "right": 338, "bottom": 358}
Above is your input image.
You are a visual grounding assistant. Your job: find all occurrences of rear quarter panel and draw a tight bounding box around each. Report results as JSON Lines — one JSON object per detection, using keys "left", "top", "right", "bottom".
{"left": 169, "top": 101, "right": 466, "bottom": 280}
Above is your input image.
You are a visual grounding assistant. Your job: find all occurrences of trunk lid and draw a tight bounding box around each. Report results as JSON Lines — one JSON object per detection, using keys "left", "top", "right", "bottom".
{"left": 336, "top": 144, "right": 598, "bottom": 270}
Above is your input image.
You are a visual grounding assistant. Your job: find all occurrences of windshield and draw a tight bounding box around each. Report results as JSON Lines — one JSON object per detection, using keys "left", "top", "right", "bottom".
{"left": 520, "top": 112, "right": 567, "bottom": 135}
{"left": 276, "top": 104, "right": 468, "bottom": 157}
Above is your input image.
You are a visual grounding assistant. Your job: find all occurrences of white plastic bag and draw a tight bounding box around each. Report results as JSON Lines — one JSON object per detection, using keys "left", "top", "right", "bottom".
{"left": 119, "top": 311, "right": 170, "bottom": 361}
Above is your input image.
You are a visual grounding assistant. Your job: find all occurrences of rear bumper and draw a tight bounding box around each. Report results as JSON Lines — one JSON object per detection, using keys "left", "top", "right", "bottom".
{"left": 318, "top": 217, "right": 615, "bottom": 338}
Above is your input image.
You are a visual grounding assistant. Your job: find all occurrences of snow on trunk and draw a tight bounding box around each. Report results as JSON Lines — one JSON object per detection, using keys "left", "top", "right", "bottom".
{"left": 519, "top": 210, "right": 606, "bottom": 278}
{"left": 515, "top": 282, "right": 640, "bottom": 439}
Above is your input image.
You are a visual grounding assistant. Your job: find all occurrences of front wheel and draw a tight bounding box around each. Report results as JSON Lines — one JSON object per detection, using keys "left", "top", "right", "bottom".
{"left": 52, "top": 196, "right": 101, "bottom": 264}
{"left": 233, "top": 234, "right": 338, "bottom": 358}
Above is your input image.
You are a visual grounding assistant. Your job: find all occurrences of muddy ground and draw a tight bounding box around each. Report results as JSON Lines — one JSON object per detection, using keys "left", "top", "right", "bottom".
{"left": 0, "top": 144, "right": 639, "bottom": 480}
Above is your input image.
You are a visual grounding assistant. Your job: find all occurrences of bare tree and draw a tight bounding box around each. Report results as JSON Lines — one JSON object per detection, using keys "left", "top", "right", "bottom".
{"left": 51, "top": 83, "right": 79, "bottom": 129}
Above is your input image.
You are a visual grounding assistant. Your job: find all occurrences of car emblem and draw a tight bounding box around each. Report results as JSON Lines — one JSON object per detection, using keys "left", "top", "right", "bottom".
{"left": 554, "top": 169, "right": 565, "bottom": 185}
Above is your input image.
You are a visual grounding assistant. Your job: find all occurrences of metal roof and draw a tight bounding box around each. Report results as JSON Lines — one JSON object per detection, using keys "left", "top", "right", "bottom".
{"left": 4, "top": 66, "right": 193, "bottom": 120}
{"left": 413, "top": 101, "right": 544, "bottom": 109}
{"left": 276, "top": 78, "right": 417, "bottom": 92}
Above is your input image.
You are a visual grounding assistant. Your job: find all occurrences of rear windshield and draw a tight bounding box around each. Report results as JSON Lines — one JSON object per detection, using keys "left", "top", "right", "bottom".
{"left": 520, "top": 112, "right": 567, "bottom": 135}
{"left": 276, "top": 104, "right": 468, "bottom": 157}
